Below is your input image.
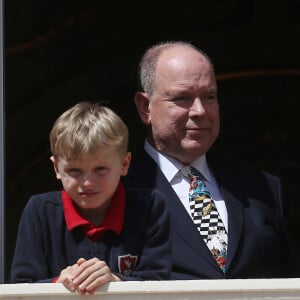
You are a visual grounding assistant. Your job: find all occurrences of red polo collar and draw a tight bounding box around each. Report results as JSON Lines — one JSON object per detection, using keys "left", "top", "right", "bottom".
{"left": 62, "top": 182, "right": 125, "bottom": 242}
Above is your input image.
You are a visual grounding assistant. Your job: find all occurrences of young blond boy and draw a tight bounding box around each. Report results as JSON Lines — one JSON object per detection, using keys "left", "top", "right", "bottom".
{"left": 10, "top": 102, "right": 171, "bottom": 294}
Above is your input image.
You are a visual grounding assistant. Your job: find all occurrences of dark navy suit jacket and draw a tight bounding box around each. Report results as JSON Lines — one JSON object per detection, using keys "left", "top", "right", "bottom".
{"left": 10, "top": 187, "right": 171, "bottom": 283}
{"left": 122, "top": 149, "right": 299, "bottom": 279}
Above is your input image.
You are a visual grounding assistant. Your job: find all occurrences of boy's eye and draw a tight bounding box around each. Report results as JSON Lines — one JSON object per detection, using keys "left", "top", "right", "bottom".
{"left": 66, "top": 168, "right": 81, "bottom": 175}
{"left": 95, "top": 167, "right": 107, "bottom": 174}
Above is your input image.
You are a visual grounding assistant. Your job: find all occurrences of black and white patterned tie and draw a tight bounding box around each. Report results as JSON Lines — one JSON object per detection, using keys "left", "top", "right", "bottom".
{"left": 181, "top": 165, "right": 228, "bottom": 272}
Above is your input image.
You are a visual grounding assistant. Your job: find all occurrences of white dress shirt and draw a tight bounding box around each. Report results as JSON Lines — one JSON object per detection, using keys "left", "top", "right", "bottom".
{"left": 144, "top": 140, "right": 228, "bottom": 231}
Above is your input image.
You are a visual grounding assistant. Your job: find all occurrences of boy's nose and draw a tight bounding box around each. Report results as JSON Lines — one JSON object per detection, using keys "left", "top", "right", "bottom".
{"left": 81, "top": 174, "right": 95, "bottom": 186}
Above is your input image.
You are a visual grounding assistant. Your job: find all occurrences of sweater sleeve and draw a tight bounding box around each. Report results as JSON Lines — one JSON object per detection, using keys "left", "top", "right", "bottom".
{"left": 9, "top": 195, "right": 58, "bottom": 283}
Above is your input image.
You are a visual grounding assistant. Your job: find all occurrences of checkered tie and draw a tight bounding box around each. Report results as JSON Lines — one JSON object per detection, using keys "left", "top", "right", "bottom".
{"left": 182, "top": 165, "right": 227, "bottom": 272}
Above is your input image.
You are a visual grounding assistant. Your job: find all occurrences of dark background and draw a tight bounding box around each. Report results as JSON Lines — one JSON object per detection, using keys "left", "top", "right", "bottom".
{"left": 4, "top": 0, "right": 300, "bottom": 281}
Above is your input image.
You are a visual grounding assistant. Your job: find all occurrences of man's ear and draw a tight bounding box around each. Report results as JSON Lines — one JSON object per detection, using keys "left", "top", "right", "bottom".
{"left": 134, "top": 92, "right": 151, "bottom": 125}
{"left": 50, "top": 155, "right": 61, "bottom": 180}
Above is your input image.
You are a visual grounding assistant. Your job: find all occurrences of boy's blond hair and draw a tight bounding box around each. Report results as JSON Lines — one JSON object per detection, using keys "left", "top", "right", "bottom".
{"left": 50, "top": 102, "right": 128, "bottom": 160}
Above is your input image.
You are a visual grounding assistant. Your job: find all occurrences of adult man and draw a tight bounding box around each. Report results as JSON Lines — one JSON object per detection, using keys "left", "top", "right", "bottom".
{"left": 123, "top": 41, "right": 299, "bottom": 279}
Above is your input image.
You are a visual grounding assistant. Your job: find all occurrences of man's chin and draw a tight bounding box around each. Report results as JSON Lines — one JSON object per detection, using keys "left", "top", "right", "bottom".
{"left": 183, "top": 141, "right": 208, "bottom": 153}
{"left": 170, "top": 146, "right": 207, "bottom": 164}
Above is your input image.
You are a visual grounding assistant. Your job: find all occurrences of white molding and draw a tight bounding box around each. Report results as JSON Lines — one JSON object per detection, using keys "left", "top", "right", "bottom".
{"left": 1, "top": 279, "right": 300, "bottom": 300}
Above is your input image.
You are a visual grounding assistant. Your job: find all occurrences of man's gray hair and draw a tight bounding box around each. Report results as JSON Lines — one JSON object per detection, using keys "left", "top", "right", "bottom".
{"left": 138, "top": 41, "right": 213, "bottom": 97}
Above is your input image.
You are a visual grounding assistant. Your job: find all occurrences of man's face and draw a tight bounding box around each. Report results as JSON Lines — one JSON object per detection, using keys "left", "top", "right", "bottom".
{"left": 148, "top": 47, "right": 220, "bottom": 164}
{"left": 51, "top": 148, "right": 131, "bottom": 216}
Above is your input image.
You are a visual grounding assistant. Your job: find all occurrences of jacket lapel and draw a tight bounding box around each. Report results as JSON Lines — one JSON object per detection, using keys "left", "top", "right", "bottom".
{"left": 210, "top": 159, "right": 244, "bottom": 270}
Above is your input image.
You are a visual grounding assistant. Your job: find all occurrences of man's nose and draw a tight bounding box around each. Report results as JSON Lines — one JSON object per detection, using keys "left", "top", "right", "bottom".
{"left": 190, "top": 98, "right": 205, "bottom": 114}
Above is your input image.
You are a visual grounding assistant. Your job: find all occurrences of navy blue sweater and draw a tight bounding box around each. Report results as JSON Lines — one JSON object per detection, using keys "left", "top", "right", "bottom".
{"left": 10, "top": 187, "right": 171, "bottom": 283}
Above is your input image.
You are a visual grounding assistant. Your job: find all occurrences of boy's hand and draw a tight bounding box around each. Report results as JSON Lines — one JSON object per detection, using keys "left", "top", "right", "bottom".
{"left": 70, "top": 257, "right": 121, "bottom": 295}
{"left": 57, "top": 263, "right": 80, "bottom": 292}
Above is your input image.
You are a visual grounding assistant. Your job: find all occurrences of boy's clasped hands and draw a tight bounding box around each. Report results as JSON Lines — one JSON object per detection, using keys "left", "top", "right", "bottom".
{"left": 57, "top": 257, "right": 121, "bottom": 295}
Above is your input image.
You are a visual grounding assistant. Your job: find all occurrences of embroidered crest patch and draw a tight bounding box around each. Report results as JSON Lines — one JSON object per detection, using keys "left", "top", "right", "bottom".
{"left": 118, "top": 254, "right": 137, "bottom": 276}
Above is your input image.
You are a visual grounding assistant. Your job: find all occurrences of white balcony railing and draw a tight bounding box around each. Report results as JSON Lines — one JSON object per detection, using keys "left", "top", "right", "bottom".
{"left": 1, "top": 278, "right": 300, "bottom": 300}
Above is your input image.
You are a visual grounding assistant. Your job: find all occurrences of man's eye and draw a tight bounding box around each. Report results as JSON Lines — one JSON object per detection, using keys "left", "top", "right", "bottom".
{"left": 173, "top": 96, "right": 189, "bottom": 102}
{"left": 205, "top": 94, "right": 217, "bottom": 101}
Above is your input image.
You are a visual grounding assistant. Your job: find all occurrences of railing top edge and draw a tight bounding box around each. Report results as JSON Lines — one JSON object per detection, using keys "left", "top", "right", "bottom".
{"left": 1, "top": 278, "right": 300, "bottom": 296}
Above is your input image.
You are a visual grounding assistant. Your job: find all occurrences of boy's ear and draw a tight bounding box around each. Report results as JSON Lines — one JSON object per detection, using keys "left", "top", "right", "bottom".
{"left": 121, "top": 152, "right": 131, "bottom": 176}
{"left": 134, "top": 92, "right": 151, "bottom": 125}
{"left": 50, "top": 155, "right": 62, "bottom": 180}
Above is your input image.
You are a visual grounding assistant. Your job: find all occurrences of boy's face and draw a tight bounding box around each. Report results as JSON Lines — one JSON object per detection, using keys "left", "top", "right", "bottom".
{"left": 50, "top": 148, "right": 131, "bottom": 215}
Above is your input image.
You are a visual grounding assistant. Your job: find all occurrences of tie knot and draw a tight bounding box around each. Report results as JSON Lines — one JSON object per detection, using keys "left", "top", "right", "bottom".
{"left": 181, "top": 165, "right": 210, "bottom": 197}
{"left": 181, "top": 165, "right": 201, "bottom": 179}
{"left": 190, "top": 166, "right": 202, "bottom": 177}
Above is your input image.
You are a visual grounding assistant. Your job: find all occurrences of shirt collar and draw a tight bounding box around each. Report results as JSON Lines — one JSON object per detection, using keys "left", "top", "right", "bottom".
{"left": 144, "top": 140, "right": 181, "bottom": 182}
{"left": 144, "top": 139, "right": 213, "bottom": 183}
{"left": 62, "top": 182, "right": 125, "bottom": 240}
